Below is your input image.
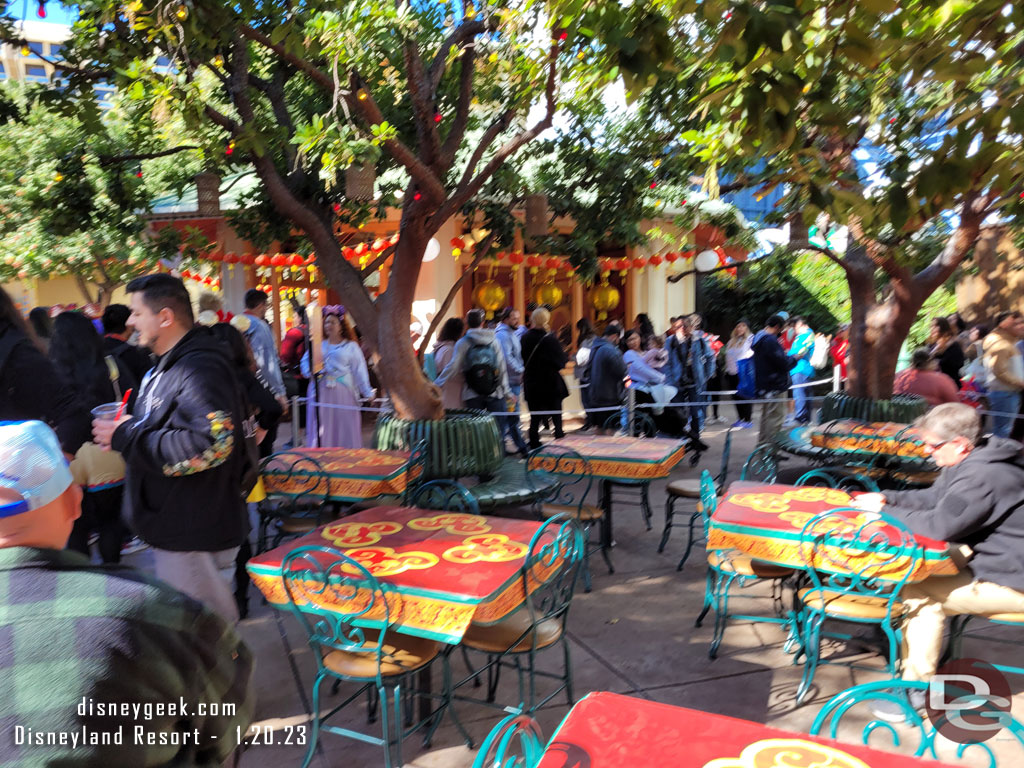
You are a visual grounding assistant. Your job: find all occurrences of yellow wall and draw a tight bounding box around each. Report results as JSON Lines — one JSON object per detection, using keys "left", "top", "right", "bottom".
{"left": 956, "top": 226, "right": 1022, "bottom": 324}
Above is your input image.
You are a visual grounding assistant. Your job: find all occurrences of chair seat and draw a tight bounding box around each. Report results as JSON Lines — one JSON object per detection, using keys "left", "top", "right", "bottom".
{"left": 667, "top": 479, "right": 702, "bottom": 498}
{"left": 986, "top": 613, "right": 1024, "bottom": 624}
{"left": 323, "top": 633, "right": 440, "bottom": 678}
{"left": 461, "top": 609, "right": 563, "bottom": 654}
{"left": 798, "top": 588, "right": 902, "bottom": 620}
{"left": 278, "top": 516, "right": 320, "bottom": 534}
{"left": 707, "top": 550, "right": 793, "bottom": 578}
{"left": 541, "top": 502, "right": 604, "bottom": 521}
{"left": 469, "top": 458, "right": 559, "bottom": 510}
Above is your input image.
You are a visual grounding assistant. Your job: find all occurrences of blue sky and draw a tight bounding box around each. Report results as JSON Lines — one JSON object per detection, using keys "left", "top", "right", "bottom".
{"left": 9, "top": 2, "right": 78, "bottom": 25}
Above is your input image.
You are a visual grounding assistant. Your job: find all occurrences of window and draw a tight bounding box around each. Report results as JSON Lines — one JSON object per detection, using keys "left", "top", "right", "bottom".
{"left": 0, "top": 64, "right": 6, "bottom": 80}
{"left": 49, "top": 43, "right": 64, "bottom": 59}
{"left": 155, "top": 56, "right": 171, "bottom": 66}
{"left": 26, "top": 41, "right": 44, "bottom": 56}
{"left": 25, "top": 64, "right": 48, "bottom": 82}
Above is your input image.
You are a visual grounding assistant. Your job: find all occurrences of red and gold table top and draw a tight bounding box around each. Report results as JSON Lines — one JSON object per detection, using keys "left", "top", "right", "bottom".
{"left": 247, "top": 506, "right": 547, "bottom": 643}
{"left": 810, "top": 420, "right": 928, "bottom": 461}
{"left": 550, "top": 435, "right": 686, "bottom": 481}
{"left": 536, "top": 692, "right": 956, "bottom": 767}
{"left": 261, "top": 447, "right": 419, "bottom": 501}
{"left": 705, "top": 482, "right": 957, "bottom": 583}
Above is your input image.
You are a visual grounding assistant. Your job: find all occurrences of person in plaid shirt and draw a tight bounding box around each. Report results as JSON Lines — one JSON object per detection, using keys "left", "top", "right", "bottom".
{"left": 0, "top": 421, "right": 254, "bottom": 766}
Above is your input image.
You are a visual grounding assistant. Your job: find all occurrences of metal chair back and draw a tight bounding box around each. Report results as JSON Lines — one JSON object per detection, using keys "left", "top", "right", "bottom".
{"left": 714, "top": 428, "right": 733, "bottom": 492}
{"left": 799, "top": 507, "right": 923, "bottom": 610}
{"left": 526, "top": 444, "right": 594, "bottom": 514}
{"left": 602, "top": 410, "right": 657, "bottom": 438}
{"left": 522, "top": 515, "right": 586, "bottom": 640}
{"left": 797, "top": 467, "right": 881, "bottom": 493}
{"left": 739, "top": 444, "right": 778, "bottom": 483}
{"left": 796, "top": 468, "right": 839, "bottom": 488}
{"left": 400, "top": 439, "right": 429, "bottom": 504}
{"left": 260, "top": 451, "right": 333, "bottom": 508}
{"left": 281, "top": 545, "right": 398, "bottom": 687}
{"left": 812, "top": 679, "right": 1024, "bottom": 767}
{"left": 406, "top": 479, "right": 480, "bottom": 515}
{"left": 697, "top": 469, "right": 718, "bottom": 537}
{"left": 471, "top": 714, "right": 544, "bottom": 768}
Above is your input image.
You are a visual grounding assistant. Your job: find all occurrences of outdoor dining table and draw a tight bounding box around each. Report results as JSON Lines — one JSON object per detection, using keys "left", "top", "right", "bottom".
{"left": 260, "top": 446, "right": 420, "bottom": 502}
{"left": 535, "top": 691, "right": 959, "bottom": 767}
{"left": 705, "top": 481, "right": 959, "bottom": 581}
{"left": 247, "top": 505, "right": 549, "bottom": 643}
{"left": 551, "top": 434, "right": 686, "bottom": 573}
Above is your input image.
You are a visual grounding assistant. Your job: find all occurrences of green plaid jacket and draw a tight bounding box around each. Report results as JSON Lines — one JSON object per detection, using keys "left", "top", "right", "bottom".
{"left": 0, "top": 547, "right": 254, "bottom": 766}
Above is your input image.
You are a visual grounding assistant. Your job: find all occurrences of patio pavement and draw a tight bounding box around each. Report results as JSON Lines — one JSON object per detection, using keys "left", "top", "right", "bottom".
{"left": 141, "top": 412, "right": 1023, "bottom": 768}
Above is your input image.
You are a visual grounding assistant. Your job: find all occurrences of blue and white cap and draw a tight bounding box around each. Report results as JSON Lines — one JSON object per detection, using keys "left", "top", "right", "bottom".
{"left": 0, "top": 421, "right": 74, "bottom": 518}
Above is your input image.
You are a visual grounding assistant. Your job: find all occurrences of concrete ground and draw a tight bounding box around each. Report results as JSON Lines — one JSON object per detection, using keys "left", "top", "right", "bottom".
{"left": 176, "top": 412, "right": 1022, "bottom": 768}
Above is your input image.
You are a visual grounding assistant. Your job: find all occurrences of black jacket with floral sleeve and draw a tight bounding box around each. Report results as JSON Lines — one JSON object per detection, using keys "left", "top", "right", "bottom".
{"left": 111, "top": 326, "right": 247, "bottom": 552}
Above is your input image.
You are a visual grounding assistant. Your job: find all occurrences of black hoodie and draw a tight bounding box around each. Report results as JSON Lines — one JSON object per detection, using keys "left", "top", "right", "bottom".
{"left": 885, "top": 437, "right": 1024, "bottom": 593}
{"left": 111, "top": 326, "right": 247, "bottom": 552}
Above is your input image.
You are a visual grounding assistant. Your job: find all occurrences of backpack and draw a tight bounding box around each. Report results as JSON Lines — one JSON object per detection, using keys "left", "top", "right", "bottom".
{"left": 810, "top": 333, "right": 830, "bottom": 370}
{"left": 463, "top": 341, "right": 500, "bottom": 397}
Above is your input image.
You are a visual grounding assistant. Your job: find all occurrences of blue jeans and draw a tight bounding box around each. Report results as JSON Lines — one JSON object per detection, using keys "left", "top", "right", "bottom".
{"left": 987, "top": 390, "right": 1021, "bottom": 438}
{"left": 792, "top": 371, "right": 811, "bottom": 423}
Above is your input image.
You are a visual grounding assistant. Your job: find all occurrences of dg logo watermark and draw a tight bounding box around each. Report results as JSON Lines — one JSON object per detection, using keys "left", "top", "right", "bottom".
{"left": 927, "top": 658, "right": 1012, "bottom": 744}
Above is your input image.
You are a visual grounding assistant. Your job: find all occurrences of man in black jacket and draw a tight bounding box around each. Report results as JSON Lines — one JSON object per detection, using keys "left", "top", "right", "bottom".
{"left": 93, "top": 275, "right": 247, "bottom": 623}
{"left": 587, "top": 322, "right": 626, "bottom": 434}
{"left": 751, "top": 315, "right": 790, "bottom": 449}
{"left": 854, "top": 404, "right": 1024, "bottom": 718}
{"left": 101, "top": 303, "right": 153, "bottom": 385}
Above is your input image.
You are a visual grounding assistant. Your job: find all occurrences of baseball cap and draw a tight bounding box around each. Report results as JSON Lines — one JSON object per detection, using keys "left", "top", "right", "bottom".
{"left": 0, "top": 421, "right": 74, "bottom": 519}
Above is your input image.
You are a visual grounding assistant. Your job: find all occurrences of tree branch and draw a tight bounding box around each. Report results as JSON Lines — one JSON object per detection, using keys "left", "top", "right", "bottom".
{"left": 428, "top": 20, "right": 485, "bottom": 92}
{"left": 417, "top": 232, "right": 496, "bottom": 357}
{"left": 239, "top": 23, "right": 334, "bottom": 91}
{"left": 432, "top": 40, "right": 559, "bottom": 227}
{"left": 914, "top": 189, "right": 995, "bottom": 296}
{"left": 360, "top": 243, "right": 397, "bottom": 278}
{"left": 97, "top": 146, "right": 199, "bottom": 166}
{"left": 403, "top": 40, "right": 442, "bottom": 167}
{"left": 453, "top": 108, "right": 515, "bottom": 192}
{"left": 794, "top": 243, "right": 853, "bottom": 273}
{"left": 439, "top": 46, "right": 476, "bottom": 168}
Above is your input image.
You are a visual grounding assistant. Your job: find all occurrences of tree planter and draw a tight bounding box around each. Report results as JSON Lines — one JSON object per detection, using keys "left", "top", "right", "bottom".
{"left": 819, "top": 393, "right": 928, "bottom": 425}
{"left": 721, "top": 244, "right": 749, "bottom": 262}
{"left": 373, "top": 409, "right": 504, "bottom": 480}
{"left": 693, "top": 223, "right": 726, "bottom": 249}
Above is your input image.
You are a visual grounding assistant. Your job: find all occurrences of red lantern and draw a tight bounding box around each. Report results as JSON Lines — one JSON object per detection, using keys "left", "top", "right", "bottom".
{"left": 342, "top": 246, "right": 356, "bottom": 260}
{"left": 599, "top": 258, "right": 614, "bottom": 274}
{"left": 203, "top": 277, "right": 213, "bottom": 286}
{"left": 632, "top": 256, "right": 647, "bottom": 270}
{"left": 289, "top": 253, "right": 305, "bottom": 267}
{"left": 507, "top": 252, "right": 524, "bottom": 266}
{"left": 389, "top": 233, "right": 400, "bottom": 246}
{"left": 255, "top": 254, "right": 270, "bottom": 267}
{"left": 207, "top": 252, "right": 222, "bottom": 262}
{"left": 545, "top": 256, "right": 562, "bottom": 271}
{"left": 224, "top": 253, "right": 238, "bottom": 264}
{"left": 354, "top": 243, "right": 368, "bottom": 256}
{"left": 682, "top": 249, "right": 696, "bottom": 260}
{"left": 451, "top": 237, "right": 466, "bottom": 250}
{"left": 615, "top": 258, "right": 630, "bottom": 272}
{"left": 181, "top": 270, "right": 192, "bottom": 279}
{"left": 371, "top": 238, "right": 387, "bottom": 252}
{"left": 664, "top": 252, "right": 678, "bottom": 263}
{"left": 494, "top": 251, "right": 505, "bottom": 261}
{"left": 649, "top": 254, "right": 663, "bottom": 267}
{"left": 305, "top": 254, "right": 316, "bottom": 265}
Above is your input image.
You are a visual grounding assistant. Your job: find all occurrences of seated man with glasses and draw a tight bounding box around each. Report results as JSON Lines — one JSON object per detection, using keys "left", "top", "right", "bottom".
{"left": 853, "top": 403, "right": 1024, "bottom": 720}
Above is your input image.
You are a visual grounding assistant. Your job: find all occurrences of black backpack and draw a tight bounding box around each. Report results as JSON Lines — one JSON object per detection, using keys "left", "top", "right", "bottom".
{"left": 463, "top": 341, "right": 500, "bottom": 397}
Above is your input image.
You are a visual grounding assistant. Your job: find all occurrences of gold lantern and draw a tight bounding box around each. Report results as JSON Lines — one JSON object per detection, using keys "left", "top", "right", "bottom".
{"left": 533, "top": 281, "right": 563, "bottom": 308}
{"left": 591, "top": 281, "right": 620, "bottom": 322}
{"left": 472, "top": 280, "right": 507, "bottom": 319}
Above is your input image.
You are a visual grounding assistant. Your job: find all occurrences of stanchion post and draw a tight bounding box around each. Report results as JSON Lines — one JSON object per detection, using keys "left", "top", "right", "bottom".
{"left": 291, "top": 395, "right": 301, "bottom": 446}
{"left": 627, "top": 386, "right": 636, "bottom": 435}
{"left": 833, "top": 365, "right": 841, "bottom": 392}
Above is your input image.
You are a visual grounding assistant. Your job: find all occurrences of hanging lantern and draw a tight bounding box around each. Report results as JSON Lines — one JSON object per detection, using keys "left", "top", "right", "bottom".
{"left": 371, "top": 237, "right": 387, "bottom": 252}
{"left": 599, "top": 258, "right": 614, "bottom": 275}
{"left": 451, "top": 237, "right": 466, "bottom": 251}
{"left": 305, "top": 254, "right": 316, "bottom": 265}
{"left": 255, "top": 254, "right": 270, "bottom": 267}
{"left": 591, "top": 282, "right": 620, "bottom": 322}
{"left": 694, "top": 222, "right": 726, "bottom": 249}
{"left": 533, "top": 281, "right": 564, "bottom": 308}
{"left": 632, "top": 256, "right": 647, "bottom": 270}
{"left": 695, "top": 249, "right": 720, "bottom": 272}
{"left": 545, "top": 256, "right": 562, "bottom": 272}
{"left": 289, "top": 253, "right": 305, "bottom": 267}
{"left": 494, "top": 251, "right": 505, "bottom": 261}
{"left": 649, "top": 254, "right": 663, "bottom": 267}
{"left": 526, "top": 254, "right": 543, "bottom": 274}
{"left": 472, "top": 280, "right": 507, "bottom": 319}
{"left": 223, "top": 252, "right": 238, "bottom": 264}
{"left": 664, "top": 252, "right": 678, "bottom": 263}
{"left": 354, "top": 243, "right": 369, "bottom": 256}
{"left": 271, "top": 253, "right": 288, "bottom": 267}
{"left": 422, "top": 238, "right": 440, "bottom": 263}
{"left": 615, "top": 257, "right": 630, "bottom": 276}
{"left": 507, "top": 252, "right": 524, "bottom": 271}
{"left": 207, "top": 252, "right": 222, "bottom": 262}
{"left": 342, "top": 246, "right": 356, "bottom": 261}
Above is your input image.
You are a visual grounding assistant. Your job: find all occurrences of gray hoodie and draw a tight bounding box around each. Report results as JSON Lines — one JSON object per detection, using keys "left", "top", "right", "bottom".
{"left": 434, "top": 328, "right": 511, "bottom": 403}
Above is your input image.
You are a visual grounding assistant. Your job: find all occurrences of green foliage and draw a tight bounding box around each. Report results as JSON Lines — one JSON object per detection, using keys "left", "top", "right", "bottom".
{"left": 0, "top": 83, "right": 202, "bottom": 298}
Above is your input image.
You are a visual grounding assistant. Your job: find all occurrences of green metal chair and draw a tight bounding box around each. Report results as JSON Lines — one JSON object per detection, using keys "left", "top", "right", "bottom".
{"left": 794, "top": 508, "right": 923, "bottom": 704}
{"left": 406, "top": 479, "right": 481, "bottom": 515}
{"left": 795, "top": 467, "right": 881, "bottom": 493}
{"left": 471, "top": 713, "right": 544, "bottom": 768}
{"left": 740, "top": 444, "right": 778, "bottom": 483}
{"left": 667, "top": 428, "right": 733, "bottom": 565}
{"left": 456, "top": 514, "right": 586, "bottom": 713}
{"left": 256, "top": 452, "right": 333, "bottom": 553}
{"left": 947, "top": 613, "right": 1024, "bottom": 678}
{"left": 281, "top": 546, "right": 470, "bottom": 768}
{"left": 812, "top": 679, "right": 1024, "bottom": 766}
{"left": 691, "top": 469, "right": 796, "bottom": 658}
{"left": 526, "top": 444, "right": 600, "bottom": 592}
{"left": 601, "top": 410, "right": 658, "bottom": 531}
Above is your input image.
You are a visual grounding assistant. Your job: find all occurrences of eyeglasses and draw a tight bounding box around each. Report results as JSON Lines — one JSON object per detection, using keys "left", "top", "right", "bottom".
{"left": 923, "top": 439, "right": 951, "bottom": 453}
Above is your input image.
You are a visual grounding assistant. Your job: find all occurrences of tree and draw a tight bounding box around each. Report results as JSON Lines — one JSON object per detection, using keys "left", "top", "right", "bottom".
{"left": 0, "top": 82, "right": 204, "bottom": 305}
{"left": 659, "top": 0, "right": 1024, "bottom": 398}
{"left": 38, "top": 0, "right": 679, "bottom": 420}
